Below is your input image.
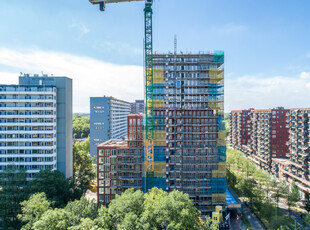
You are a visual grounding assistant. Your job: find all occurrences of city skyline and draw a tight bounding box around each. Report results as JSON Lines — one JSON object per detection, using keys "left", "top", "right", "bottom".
{"left": 0, "top": 0, "right": 309, "bottom": 113}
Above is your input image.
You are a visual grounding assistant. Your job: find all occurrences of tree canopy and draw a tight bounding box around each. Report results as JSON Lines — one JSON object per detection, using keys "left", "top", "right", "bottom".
{"left": 70, "top": 137, "right": 96, "bottom": 200}
{"left": 73, "top": 115, "right": 90, "bottom": 139}
{"left": 0, "top": 165, "right": 27, "bottom": 229}
{"left": 18, "top": 188, "right": 216, "bottom": 230}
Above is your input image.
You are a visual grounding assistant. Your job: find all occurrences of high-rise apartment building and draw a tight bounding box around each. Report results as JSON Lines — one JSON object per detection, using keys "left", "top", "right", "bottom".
{"left": 246, "top": 108, "right": 289, "bottom": 171}
{"left": 149, "top": 51, "right": 226, "bottom": 214}
{"left": 272, "top": 108, "right": 310, "bottom": 197}
{"left": 229, "top": 110, "right": 251, "bottom": 151}
{"left": 0, "top": 74, "right": 72, "bottom": 179}
{"left": 90, "top": 97, "right": 130, "bottom": 159}
{"left": 97, "top": 114, "right": 143, "bottom": 206}
{"left": 130, "top": 100, "right": 144, "bottom": 114}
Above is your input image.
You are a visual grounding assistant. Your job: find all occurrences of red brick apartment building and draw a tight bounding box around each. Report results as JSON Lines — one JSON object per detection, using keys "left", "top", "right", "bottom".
{"left": 230, "top": 108, "right": 289, "bottom": 171}
{"left": 272, "top": 108, "right": 310, "bottom": 197}
{"left": 97, "top": 114, "right": 143, "bottom": 206}
{"left": 230, "top": 110, "right": 251, "bottom": 151}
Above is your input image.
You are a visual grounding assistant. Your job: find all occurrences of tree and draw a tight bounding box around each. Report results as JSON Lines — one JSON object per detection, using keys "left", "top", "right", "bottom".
{"left": 33, "top": 209, "right": 69, "bottom": 230}
{"left": 27, "top": 169, "right": 71, "bottom": 208}
{"left": 303, "top": 192, "right": 310, "bottom": 213}
{"left": 72, "top": 115, "right": 90, "bottom": 139}
{"left": 64, "top": 197, "right": 98, "bottom": 227}
{"left": 0, "top": 165, "right": 27, "bottom": 229}
{"left": 22, "top": 189, "right": 216, "bottom": 230}
{"left": 70, "top": 138, "right": 96, "bottom": 200}
{"left": 286, "top": 182, "right": 300, "bottom": 216}
{"left": 108, "top": 188, "right": 205, "bottom": 230}
{"left": 18, "top": 193, "right": 51, "bottom": 230}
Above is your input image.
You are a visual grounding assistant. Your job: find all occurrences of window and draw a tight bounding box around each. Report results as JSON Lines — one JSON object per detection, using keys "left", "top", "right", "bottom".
{"left": 105, "top": 149, "right": 110, "bottom": 156}
{"left": 99, "top": 150, "right": 104, "bottom": 156}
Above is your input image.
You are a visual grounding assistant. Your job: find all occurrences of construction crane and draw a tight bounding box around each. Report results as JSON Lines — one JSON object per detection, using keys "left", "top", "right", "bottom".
{"left": 89, "top": 0, "right": 155, "bottom": 191}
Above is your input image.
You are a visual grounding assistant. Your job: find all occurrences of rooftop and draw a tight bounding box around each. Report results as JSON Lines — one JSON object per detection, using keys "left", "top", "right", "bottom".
{"left": 98, "top": 139, "right": 127, "bottom": 147}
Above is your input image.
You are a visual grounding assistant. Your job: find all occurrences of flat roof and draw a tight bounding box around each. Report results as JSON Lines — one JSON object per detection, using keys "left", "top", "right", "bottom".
{"left": 226, "top": 188, "right": 241, "bottom": 209}
{"left": 98, "top": 139, "right": 127, "bottom": 147}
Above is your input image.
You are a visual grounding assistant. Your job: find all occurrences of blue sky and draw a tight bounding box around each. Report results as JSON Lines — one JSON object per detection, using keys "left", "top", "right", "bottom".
{"left": 0, "top": 0, "right": 309, "bottom": 112}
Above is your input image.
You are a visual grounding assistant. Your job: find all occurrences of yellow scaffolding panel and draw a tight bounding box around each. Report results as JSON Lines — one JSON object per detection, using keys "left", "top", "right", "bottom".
{"left": 209, "top": 100, "right": 224, "bottom": 115}
{"left": 142, "top": 161, "right": 166, "bottom": 177}
{"left": 212, "top": 193, "right": 226, "bottom": 203}
{"left": 209, "top": 68, "right": 224, "bottom": 84}
{"left": 153, "top": 68, "right": 164, "bottom": 84}
{"left": 147, "top": 99, "right": 164, "bottom": 108}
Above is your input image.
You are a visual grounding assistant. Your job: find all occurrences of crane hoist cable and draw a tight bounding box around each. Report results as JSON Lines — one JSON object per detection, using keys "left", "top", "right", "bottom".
{"left": 89, "top": 0, "right": 155, "bottom": 191}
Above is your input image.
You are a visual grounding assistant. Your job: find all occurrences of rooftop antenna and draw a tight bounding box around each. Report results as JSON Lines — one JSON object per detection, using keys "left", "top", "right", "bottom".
{"left": 174, "top": 34, "right": 177, "bottom": 54}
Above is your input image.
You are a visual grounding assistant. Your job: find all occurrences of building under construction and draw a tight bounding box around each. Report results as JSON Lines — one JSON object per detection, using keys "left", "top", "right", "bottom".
{"left": 149, "top": 51, "right": 226, "bottom": 214}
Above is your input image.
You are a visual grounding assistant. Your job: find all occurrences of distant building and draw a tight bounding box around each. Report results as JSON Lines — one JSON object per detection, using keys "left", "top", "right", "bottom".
{"left": 0, "top": 74, "right": 73, "bottom": 179}
{"left": 230, "top": 110, "right": 251, "bottom": 151}
{"left": 272, "top": 108, "right": 310, "bottom": 198}
{"left": 97, "top": 114, "right": 143, "bottom": 206}
{"left": 230, "top": 108, "right": 289, "bottom": 171}
{"left": 247, "top": 108, "right": 289, "bottom": 171}
{"left": 130, "top": 100, "right": 144, "bottom": 114}
{"left": 90, "top": 97, "right": 130, "bottom": 159}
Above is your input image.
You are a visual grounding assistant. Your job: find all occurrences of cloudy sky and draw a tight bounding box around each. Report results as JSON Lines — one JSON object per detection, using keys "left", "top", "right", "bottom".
{"left": 0, "top": 0, "right": 309, "bottom": 112}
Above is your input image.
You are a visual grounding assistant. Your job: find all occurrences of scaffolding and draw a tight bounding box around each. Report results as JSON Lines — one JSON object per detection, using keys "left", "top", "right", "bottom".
{"left": 152, "top": 52, "right": 226, "bottom": 214}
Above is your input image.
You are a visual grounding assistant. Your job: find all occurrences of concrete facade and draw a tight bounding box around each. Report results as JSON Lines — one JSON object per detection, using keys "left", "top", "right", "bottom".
{"left": 90, "top": 97, "right": 130, "bottom": 160}
{"left": 0, "top": 74, "right": 73, "bottom": 179}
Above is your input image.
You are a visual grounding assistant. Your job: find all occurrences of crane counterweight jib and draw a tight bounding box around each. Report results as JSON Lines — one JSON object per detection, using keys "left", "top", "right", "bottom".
{"left": 89, "top": 0, "right": 145, "bottom": 5}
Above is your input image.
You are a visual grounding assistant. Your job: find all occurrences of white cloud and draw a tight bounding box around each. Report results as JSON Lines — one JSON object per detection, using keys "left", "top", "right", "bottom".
{"left": 0, "top": 48, "right": 143, "bottom": 113}
{"left": 69, "top": 23, "right": 90, "bottom": 35}
{"left": 225, "top": 72, "right": 310, "bottom": 112}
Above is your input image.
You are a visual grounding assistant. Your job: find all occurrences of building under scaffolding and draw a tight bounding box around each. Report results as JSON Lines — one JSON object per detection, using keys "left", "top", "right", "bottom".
{"left": 150, "top": 51, "right": 226, "bottom": 214}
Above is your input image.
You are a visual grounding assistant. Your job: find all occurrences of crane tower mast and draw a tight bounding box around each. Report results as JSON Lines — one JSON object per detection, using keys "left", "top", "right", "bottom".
{"left": 89, "top": 0, "right": 155, "bottom": 191}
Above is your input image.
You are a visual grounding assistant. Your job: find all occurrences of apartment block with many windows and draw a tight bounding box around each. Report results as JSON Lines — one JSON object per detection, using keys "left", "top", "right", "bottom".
{"left": 246, "top": 108, "right": 289, "bottom": 171}
{"left": 229, "top": 110, "right": 251, "bottom": 151}
{"left": 272, "top": 108, "right": 310, "bottom": 197}
{"left": 90, "top": 97, "right": 130, "bottom": 160}
{"left": 152, "top": 51, "right": 226, "bottom": 215}
{"left": 0, "top": 74, "right": 73, "bottom": 179}
{"left": 97, "top": 114, "right": 143, "bottom": 206}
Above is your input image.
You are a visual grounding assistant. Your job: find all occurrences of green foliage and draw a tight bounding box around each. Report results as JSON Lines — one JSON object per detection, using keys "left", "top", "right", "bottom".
{"left": 73, "top": 115, "right": 90, "bottom": 139}
{"left": 70, "top": 137, "right": 96, "bottom": 200}
{"left": 27, "top": 169, "right": 71, "bottom": 208}
{"left": 0, "top": 165, "right": 27, "bottom": 229}
{"left": 286, "top": 182, "right": 300, "bottom": 215}
{"left": 64, "top": 197, "right": 98, "bottom": 227}
{"left": 227, "top": 147, "right": 299, "bottom": 230}
{"left": 18, "top": 193, "right": 51, "bottom": 230}
{"left": 19, "top": 188, "right": 215, "bottom": 230}
{"left": 303, "top": 192, "right": 310, "bottom": 213}
{"left": 33, "top": 208, "right": 69, "bottom": 230}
